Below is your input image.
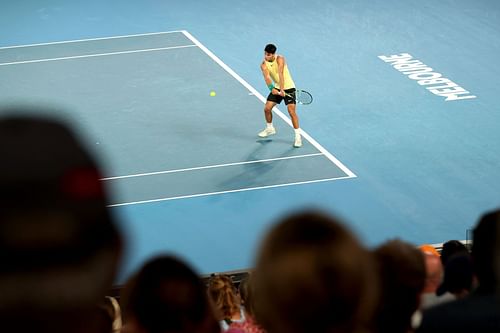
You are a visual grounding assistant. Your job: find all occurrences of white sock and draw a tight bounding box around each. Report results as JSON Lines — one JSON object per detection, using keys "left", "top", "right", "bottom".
{"left": 267, "top": 122, "right": 274, "bottom": 129}
{"left": 294, "top": 128, "right": 301, "bottom": 137}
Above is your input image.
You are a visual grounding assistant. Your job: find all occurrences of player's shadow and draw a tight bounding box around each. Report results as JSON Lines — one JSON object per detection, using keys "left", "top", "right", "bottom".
{"left": 217, "top": 140, "right": 296, "bottom": 189}
{"left": 256, "top": 138, "right": 273, "bottom": 144}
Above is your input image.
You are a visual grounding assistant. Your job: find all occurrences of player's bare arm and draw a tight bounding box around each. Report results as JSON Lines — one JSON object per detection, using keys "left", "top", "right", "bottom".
{"left": 261, "top": 61, "right": 279, "bottom": 95}
{"left": 277, "top": 55, "right": 286, "bottom": 96}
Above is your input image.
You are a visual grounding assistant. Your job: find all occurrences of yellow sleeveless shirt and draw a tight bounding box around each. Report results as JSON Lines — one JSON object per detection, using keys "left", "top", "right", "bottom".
{"left": 265, "top": 56, "right": 295, "bottom": 90}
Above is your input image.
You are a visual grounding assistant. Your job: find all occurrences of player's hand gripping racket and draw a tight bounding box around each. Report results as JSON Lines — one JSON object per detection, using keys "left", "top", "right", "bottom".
{"left": 285, "top": 89, "right": 313, "bottom": 105}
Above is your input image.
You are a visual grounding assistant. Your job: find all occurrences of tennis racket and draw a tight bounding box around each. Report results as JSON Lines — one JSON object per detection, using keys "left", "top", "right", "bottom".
{"left": 285, "top": 89, "right": 313, "bottom": 105}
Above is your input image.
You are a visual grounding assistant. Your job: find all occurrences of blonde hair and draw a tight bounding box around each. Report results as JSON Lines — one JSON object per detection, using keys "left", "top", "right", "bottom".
{"left": 207, "top": 274, "right": 240, "bottom": 320}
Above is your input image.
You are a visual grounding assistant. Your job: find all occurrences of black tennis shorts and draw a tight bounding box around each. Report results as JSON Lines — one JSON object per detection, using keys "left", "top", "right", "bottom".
{"left": 267, "top": 88, "right": 296, "bottom": 105}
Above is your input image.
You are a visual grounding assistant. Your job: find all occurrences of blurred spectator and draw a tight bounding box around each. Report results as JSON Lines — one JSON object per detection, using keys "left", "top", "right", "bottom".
{"left": 418, "top": 209, "right": 500, "bottom": 332}
{"left": 440, "top": 240, "right": 469, "bottom": 266}
{"left": 238, "top": 275, "right": 260, "bottom": 320}
{"left": 121, "top": 255, "right": 220, "bottom": 333}
{"left": 374, "top": 239, "right": 426, "bottom": 333}
{"left": 411, "top": 245, "right": 452, "bottom": 329}
{"left": 0, "top": 113, "right": 122, "bottom": 333}
{"left": 252, "top": 210, "right": 378, "bottom": 333}
{"left": 419, "top": 246, "right": 453, "bottom": 309}
{"left": 419, "top": 244, "right": 440, "bottom": 258}
{"left": 207, "top": 274, "right": 246, "bottom": 331}
{"left": 229, "top": 275, "right": 266, "bottom": 333}
{"left": 436, "top": 253, "right": 474, "bottom": 299}
{"left": 238, "top": 276, "right": 253, "bottom": 317}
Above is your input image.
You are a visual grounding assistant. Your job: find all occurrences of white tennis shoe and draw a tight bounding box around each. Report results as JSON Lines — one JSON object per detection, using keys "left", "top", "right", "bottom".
{"left": 294, "top": 136, "right": 302, "bottom": 148}
{"left": 258, "top": 127, "right": 276, "bottom": 138}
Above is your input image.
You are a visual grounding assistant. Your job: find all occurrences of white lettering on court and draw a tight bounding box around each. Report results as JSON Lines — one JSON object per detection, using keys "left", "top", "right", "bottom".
{"left": 378, "top": 53, "right": 476, "bottom": 101}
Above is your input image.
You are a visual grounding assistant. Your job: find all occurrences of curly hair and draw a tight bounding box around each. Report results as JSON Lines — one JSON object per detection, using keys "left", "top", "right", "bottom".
{"left": 207, "top": 274, "right": 240, "bottom": 321}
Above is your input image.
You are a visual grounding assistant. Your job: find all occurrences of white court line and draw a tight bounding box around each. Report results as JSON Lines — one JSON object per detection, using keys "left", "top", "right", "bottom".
{"left": 0, "top": 30, "right": 184, "bottom": 50}
{"left": 181, "top": 30, "right": 356, "bottom": 178}
{"left": 0, "top": 45, "right": 196, "bottom": 66}
{"left": 108, "top": 176, "right": 354, "bottom": 207}
{"left": 102, "top": 153, "right": 324, "bottom": 181}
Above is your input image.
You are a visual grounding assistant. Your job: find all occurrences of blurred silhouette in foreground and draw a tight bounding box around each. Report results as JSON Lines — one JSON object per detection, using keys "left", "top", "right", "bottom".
{"left": 121, "top": 255, "right": 220, "bottom": 333}
{"left": 418, "top": 209, "right": 500, "bottom": 332}
{"left": 0, "top": 112, "right": 122, "bottom": 333}
{"left": 252, "top": 210, "right": 378, "bottom": 333}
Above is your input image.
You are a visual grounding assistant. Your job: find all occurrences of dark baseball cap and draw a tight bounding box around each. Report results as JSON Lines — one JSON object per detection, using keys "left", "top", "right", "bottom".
{"left": 0, "top": 113, "right": 118, "bottom": 272}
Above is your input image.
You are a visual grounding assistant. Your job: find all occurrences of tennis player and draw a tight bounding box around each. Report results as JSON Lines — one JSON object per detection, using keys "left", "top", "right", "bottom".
{"left": 258, "top": 43, "right": 302, "bottom": 148}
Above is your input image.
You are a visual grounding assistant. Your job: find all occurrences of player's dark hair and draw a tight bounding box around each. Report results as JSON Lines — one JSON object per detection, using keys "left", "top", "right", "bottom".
{"left": 264, "top": 44, "right": 277, "bottom": 54}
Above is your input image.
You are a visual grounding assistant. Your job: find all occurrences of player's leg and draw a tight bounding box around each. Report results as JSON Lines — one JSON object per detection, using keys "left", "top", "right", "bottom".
{"left": 258, "top": 98, "right": 278, "bottom": 138}
{"left": 264, "top": 100, "right": 276, "bottom": 123}
{"left": 287, "top": 103, "right": 299, "bottom": 129}
{"left": 287, "top": 103, "right": 302, "bottom": 147}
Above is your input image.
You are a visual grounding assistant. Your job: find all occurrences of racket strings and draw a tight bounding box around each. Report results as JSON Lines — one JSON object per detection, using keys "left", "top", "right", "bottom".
{"left": 296, "top": 90, "right": 313, "bottom": 105}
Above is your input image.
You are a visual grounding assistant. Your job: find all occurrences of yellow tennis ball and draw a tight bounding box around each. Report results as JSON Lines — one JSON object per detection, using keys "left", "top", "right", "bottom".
{"left": 210, "top": 91, "right": 216, "bottom": 97}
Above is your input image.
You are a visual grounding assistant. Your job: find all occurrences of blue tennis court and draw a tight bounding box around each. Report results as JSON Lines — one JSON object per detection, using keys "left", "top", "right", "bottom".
{"left": 1, "top": 0, "right": 499, "bottom": 282}
{"left": 1, "top": 31, "right": 354, "bottom": 207}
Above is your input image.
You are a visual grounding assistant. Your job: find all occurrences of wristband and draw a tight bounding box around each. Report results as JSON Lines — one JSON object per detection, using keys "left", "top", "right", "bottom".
{"left": 267, "top": 83, "right": 275, "bottom": 91}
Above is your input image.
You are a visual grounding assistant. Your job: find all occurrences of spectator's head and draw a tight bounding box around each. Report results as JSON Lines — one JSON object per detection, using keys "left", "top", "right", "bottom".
{"left": 0, "top": 113, "right": 122, "bottom": 332}
{"left": 373, "top": 239, "right": 426, "bottom": 333}
{"left": 121, "top": 255, "right": 220, "bottom": 333}
{"left": 253, "top": 210, "right": 378, "bottom": 333}
{"left": 440, "top": 240, "right": 469, "bottom": 266}
{"left": 419, "top": 244, "right": 440, "bottom": 257}
{"left": 207, "top": 274, "right": 240, "bottom": 321}
{"left": 471, "top": 209, "right": 500, "bottom": 293}
{"left": 238, "top": 275, "right": 255, "bottom": 318}
{"left": 436, "top": 253, "right": 474, "bottom": 298}
{"left": 419, "top": 246, "right": 443, "bottom": 294}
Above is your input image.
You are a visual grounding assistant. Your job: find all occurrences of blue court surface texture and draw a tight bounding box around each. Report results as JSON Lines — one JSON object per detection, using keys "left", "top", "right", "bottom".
{"left": 1, "top": 1, "right": 499, "bottom": 283}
